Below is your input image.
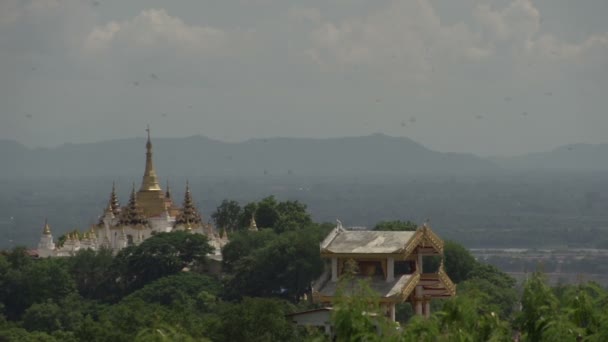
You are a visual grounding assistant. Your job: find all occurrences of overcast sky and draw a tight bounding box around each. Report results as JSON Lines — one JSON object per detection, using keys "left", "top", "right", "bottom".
{"left": 1, "top": 0, "right": 607, "bottom": 156}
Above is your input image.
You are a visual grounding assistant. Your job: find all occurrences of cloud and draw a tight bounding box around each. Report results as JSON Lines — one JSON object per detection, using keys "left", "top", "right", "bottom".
{"left": 473, "top": 0, "right": 608, "bottom": 64}
{"left": 295, "top": 0, "right": 607, "bottom": 79}
{"left": 83, "top": 9, "right": 243, "bottom": 57}
{"left": 295, "top": 0, "right": 490, "bottom": 81}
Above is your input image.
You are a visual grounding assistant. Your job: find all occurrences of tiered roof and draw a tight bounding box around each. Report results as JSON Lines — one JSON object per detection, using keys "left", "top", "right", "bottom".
{"left": 174, "top": 182, "right": 203, "bottom": 226}
{"left": 117, "top": 185, "right": 148, "bottom": 226}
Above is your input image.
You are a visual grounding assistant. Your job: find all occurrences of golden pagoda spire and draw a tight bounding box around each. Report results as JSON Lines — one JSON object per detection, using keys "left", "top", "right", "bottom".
{"left": 165, "top": 180, "right": 172, "bottom": 200}
{"left": 43, "top": 219, "right": 51, "bottom": 235}
{"left": 249, "top": 214, "right": 258, "bottom": 232}
{"left": 140, "top": 125, "right": 161, "bottom": 191}
{"left": 117, "top": 183, "right": 149, "bottom": 226}
{"left": 174, "top": 181, "right": 203, "bottom": 227}
{"left": 108, "top": 182, "right": 121, "bottom": 215}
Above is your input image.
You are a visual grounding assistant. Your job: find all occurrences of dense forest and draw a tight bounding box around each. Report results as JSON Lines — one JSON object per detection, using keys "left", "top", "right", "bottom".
{"left": 1, "top": 198, "right": 607, "bottom": 341}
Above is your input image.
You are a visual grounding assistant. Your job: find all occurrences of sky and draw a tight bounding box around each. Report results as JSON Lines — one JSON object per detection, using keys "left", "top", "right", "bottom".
{"left": 1, "top": 0, "right": 607, "bottom": 157}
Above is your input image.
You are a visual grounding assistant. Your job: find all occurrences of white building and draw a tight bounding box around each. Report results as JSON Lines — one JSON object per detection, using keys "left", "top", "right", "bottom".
{"left": 37, "top": 129, "right": 228, "bottom": 257}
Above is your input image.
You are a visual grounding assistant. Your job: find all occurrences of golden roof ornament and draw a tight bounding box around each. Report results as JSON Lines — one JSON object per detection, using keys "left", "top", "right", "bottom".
{"left": 43, "top": 219, "right": 52, "bottom": 235}
{"left": 139, "top": 125, "right": 162, "bottom": 192}
{"left": 109, "top": 182, "right": 121, "bottom": 215}
{"left": 165, "top": 180, "right": 172, "bottom": 200}
{"left": 117, "top": 183, "right": 149, "bottom": 226}
{"left": 174, "top": 181, "right": 203, "bottom": 227}
{"left": 249, "top": 214, "right": 258, "bottom": 231}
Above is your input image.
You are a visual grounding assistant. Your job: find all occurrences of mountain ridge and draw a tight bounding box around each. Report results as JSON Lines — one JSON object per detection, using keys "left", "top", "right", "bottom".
{"left": 0, "top": 134, "right": 496, "bottom": 179}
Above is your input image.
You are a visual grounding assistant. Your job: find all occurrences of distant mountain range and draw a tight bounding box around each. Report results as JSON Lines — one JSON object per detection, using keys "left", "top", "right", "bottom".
{"left": 0, "top": 134, "right": 496, "bottom": 179}
{"left": 491, "top": 143, "right": 608, "bottom": 171}
{"left": 0, "top": 135, "right": 606, "bottom": 180}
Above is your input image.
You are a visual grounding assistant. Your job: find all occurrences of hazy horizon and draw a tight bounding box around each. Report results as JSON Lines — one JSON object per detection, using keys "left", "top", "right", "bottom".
{"left": 2, "top": 0, "right": 607, "bottom": 156}
{"left": 3, "top": 131, "right": 603, "bottom": 158}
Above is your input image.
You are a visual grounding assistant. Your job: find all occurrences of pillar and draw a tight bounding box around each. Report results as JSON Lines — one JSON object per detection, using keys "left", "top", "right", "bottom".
{"left": 417, "top": 252, "right": 424, "bottom": 273}
{"left": 415, "top": 300, "right": 422, "bottom": 315}
{"left": 386, "top": 257, "right": 395, "bottom": 282}
{"left": 389, "top": 303, "right": 396, "bottom": 322}
{"left": 331, "top": 257, "right": 338, "bottom": 282}
{"left": 415, "top": 285, "right": 423, "bottom": 315}
{"left": 424, "top": 300, "right": 431, "bottom": 318}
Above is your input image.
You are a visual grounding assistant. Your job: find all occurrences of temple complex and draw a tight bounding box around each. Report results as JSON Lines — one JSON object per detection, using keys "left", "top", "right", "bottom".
{"left": 311, "top": 221, "right": 455, "bottom": 322}
{"left": 37, "top": 128, "right": 228, "bottom": 258}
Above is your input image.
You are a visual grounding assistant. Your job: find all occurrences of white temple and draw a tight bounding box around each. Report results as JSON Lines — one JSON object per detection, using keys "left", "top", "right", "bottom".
{"left": 37, "top": 128, "right": 228, "bottom": 258}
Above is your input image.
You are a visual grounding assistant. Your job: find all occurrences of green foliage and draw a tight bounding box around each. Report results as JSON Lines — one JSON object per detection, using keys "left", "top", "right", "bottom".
{"left": 221, "top": 196, "right": 314, "bottom": 233}
{"left": 1, "top": 250, "right": 75, "bottom": 320}
{"left": 67, "top": 248, "right": 114, "bottom": 300}
{"left": 331, "top": 279, "right": 388, "bottom": 342}
{"left": 3, "top": 197, "right": 608, "bottom": 342}
{"left": 458, "top": 263, "right": 517, "bottom": 318}
{"left": 516, "top": 272, "right": 559, "bottom": 341}
{"left": 117, "top": 231, "right": 213, "bottom": 292}
{"left": 223, "top": 228, "right": 323, "bottom": 301}
{"left": 211, "top": 200, "right": 242, "bottom": 232}
{"left": 373, "top": 220, "right": 418, "bottom": 231}
{"left": 124, "top": 272, "right": 221, "bottom": 307}
{"left": 213, "top": 297, "right": 297, "bottom": 342}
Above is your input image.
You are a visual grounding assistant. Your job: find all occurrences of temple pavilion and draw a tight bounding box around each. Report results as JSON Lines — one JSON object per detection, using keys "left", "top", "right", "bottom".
{"left": 311, "top": 221, "right": 455, "bottom": 322}
{"left": 37, "top": 128, "right": 228, "bottom": 258}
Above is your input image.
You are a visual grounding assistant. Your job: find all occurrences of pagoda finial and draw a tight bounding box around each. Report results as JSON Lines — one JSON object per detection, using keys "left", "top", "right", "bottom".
{"left": 105, "top": 181, "right": 121, "bottom": 216}
{"left": 140, "top": 126, "right": 161, "bottom": 191}
{"left": 43, "top": 219, "right": 51, "bottom": 235}
{"left": 117, "top": 183, "right": 148, "bottom": 226}
{"left": 165, "top": 180, "right": 172, "bottom": 199}
{"left": 249, "top": 214, "right": 258, "bottom": 232}
{"left": 173, "top": 182, "right": 202, "bottom": 227}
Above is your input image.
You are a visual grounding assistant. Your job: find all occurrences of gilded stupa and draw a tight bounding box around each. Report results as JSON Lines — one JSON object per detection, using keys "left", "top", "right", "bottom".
{"left": 136, "top": 126, "right": 171, "bottom": 217}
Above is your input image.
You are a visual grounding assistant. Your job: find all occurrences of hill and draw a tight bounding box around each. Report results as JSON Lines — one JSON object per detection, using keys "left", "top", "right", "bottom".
{"left": 491, "top": 143, "right": 608, "bottom": 171}
{"left": 0, "top": 134, "right": 497, "bottom": 179}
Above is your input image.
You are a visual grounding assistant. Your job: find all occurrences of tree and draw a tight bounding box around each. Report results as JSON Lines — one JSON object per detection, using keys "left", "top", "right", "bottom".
{"left": 211, "top": 200, "right": 242, "bottom": 232}
{"left": 238, "top": 202, "right": 258, "bottom": 229}
{"left": 458, "top": 263, "right": 517, "bottom": 318}
{"left": 425, "top": 240, "right": 478, "bottom": 283}
{"left": 124, "top": 272, "right": 221, "bottom": 307}
{"left": 21, "top": 300, "right": 63, "bottom": 333}
{"left": 222, "top": 229, "right": 323, "bottom": 301}
{"left": 118, "top": 231, "right": 213, "bottom": 292}
{"left": 373, "top": 220, "right": 418, "bottom": 231}
{"left": 215, "top": 297, "right": 297, "bottom": 342}
{"left": 2, "top": 257, "right": 75, "bottom": 320}
{"left": 221, "top": 229, "right": 277, "bottom": 273}
{"left": 516, "top": 272, "right": 559, "bottom": 341}
{"left": 274, "top": 200, "right": 313, "bottom": 233}
{"left": 68, "top": 248, "right": 114, "bottom": 300}
{"left": 255, "top": 196, "right": 280, "bottom": 229}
